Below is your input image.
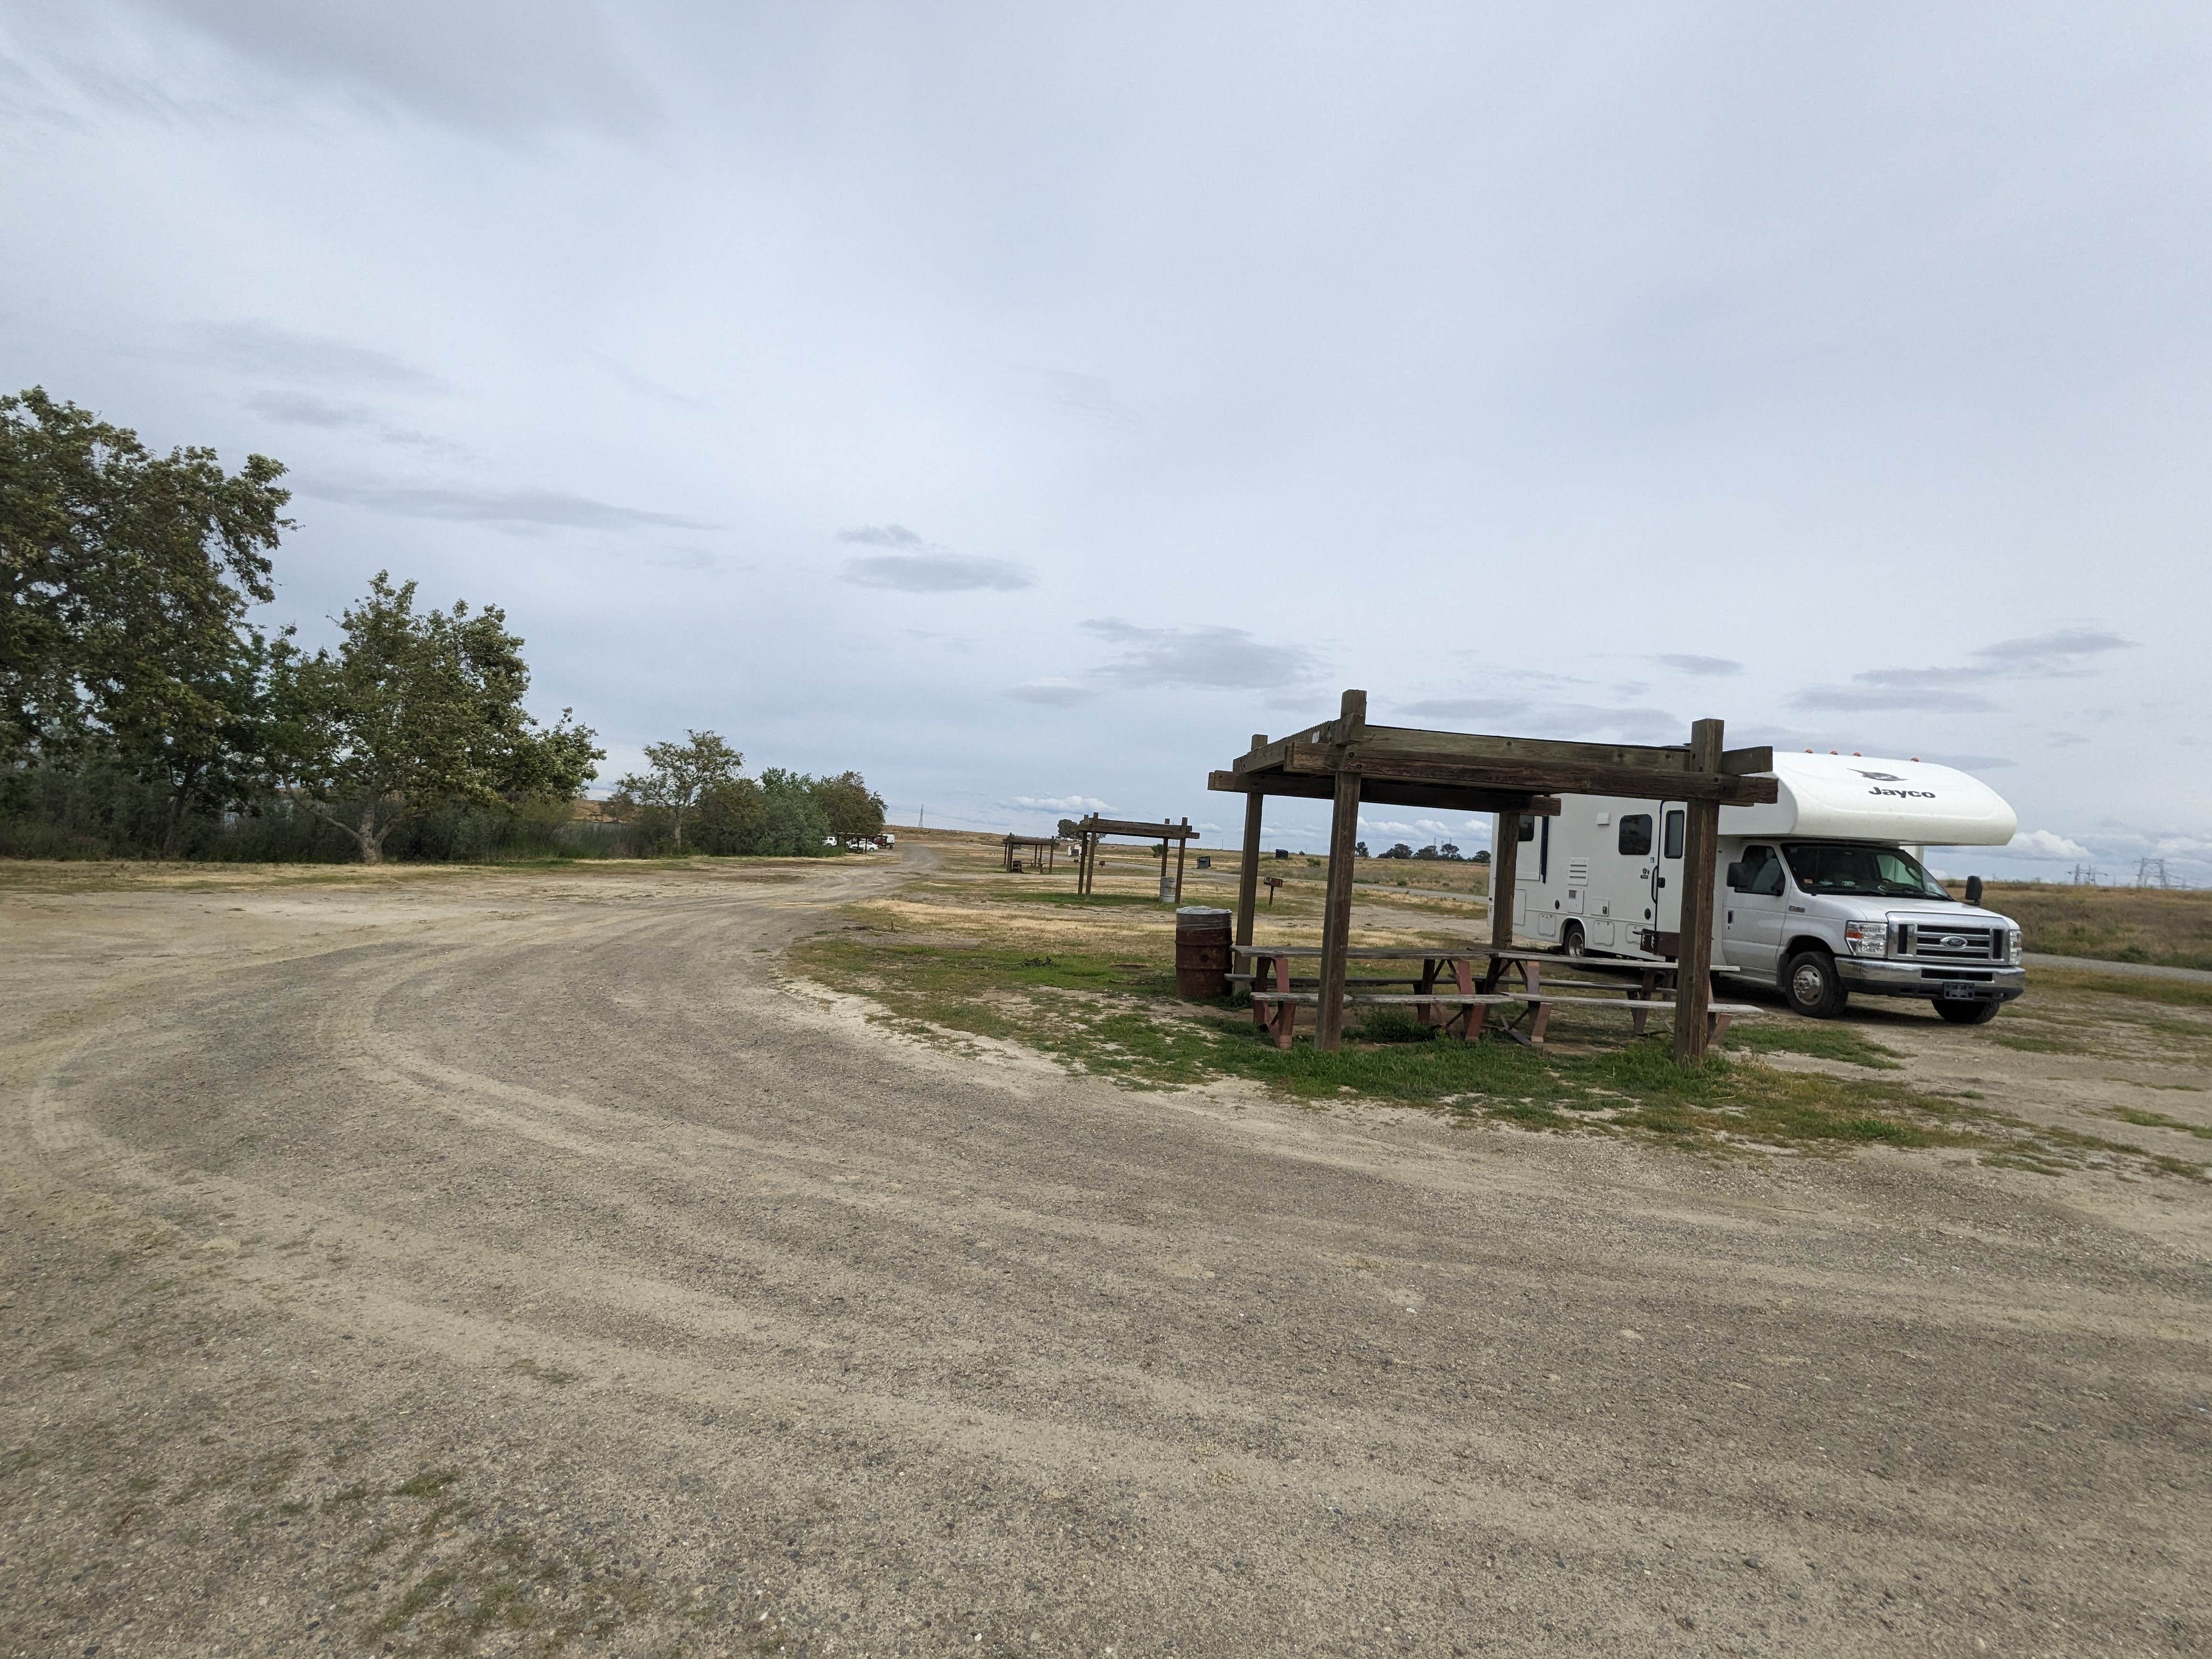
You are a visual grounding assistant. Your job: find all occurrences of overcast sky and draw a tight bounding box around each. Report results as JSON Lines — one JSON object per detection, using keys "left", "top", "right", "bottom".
{"left": 5, "top": 3, "right": 2208, "bottom": 876}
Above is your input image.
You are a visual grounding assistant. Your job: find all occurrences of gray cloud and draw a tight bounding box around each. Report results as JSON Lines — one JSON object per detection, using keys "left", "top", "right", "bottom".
{"left": 1397, "top": 697, "right": 1532, "bottom": 723}
{"left": 108, "top": 0, "right": 657, "bottom": 137}
{"left": 1788, "top": 685, "right": 2001, "bottom": 713}
{"left": 838, "top": 524, "right": 928, "bottom": 548}
{"left": 302, "top": 477, "right": 712, "bottom": 531}
{"left": 844, "top": 554, "right": 1032, "bottom": 593}
{"left": 245, "top": 389, "right": 369, "bottom": 427}
{"left": 1652, "top": 654, "right": 1742, "bottom": 676}
{"left": 1823, "top": 628, "right": 2141, "bottom": 707}
{"left": 1394, "top": 697, "right": 1684, "bottom": 743}
{"left": 1974, "top": 628, "right": 2136, "bottom": 667}
{"left": 1018, "top": 365, "right": 1142, "bottom": 430}
{"left": 1081, "top": 619, "right": 1320, "bottom": 690}
{"left": 194, "top": 320, "right": 445, "bottom": 391}
{"left": 244, "top": 390, "right": 463, "bottom": 455}
{"left": 1005, "top": 680, "right": 1093, "bottom": 707}
{"left": 1919, "top": 753, "right": 2017, "bottom": 770}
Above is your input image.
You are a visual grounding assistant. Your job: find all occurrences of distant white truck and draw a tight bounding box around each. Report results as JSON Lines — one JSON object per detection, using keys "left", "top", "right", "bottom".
{"left": 1511, "top": 751, "right": 2025, "bottom": 1023}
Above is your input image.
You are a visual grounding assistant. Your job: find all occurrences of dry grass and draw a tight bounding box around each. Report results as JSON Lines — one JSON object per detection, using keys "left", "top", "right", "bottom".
{"left": 1960, "top": 881, "right": 2212, "bottom": 971}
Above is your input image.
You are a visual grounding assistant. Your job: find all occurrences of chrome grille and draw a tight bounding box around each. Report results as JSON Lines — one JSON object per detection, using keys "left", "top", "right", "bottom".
{"left": 1900, "top": 922, "right": 2000, "bottom": 962}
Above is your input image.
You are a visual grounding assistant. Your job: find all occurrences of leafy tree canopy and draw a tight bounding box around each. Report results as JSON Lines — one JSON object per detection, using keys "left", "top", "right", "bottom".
{"left": 609, "top": 730, "right": 743, "bottom": 851}
{"left": 1, "top": 387, "right": 292, "bottom": 844}
{"left": 275, "top": 572, "right": 601, "bottom": 862}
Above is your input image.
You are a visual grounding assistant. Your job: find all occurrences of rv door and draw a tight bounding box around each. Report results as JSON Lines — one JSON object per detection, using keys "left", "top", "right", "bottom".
{"left": 1652, "top": 804, "right": 1686, "bottom": 936}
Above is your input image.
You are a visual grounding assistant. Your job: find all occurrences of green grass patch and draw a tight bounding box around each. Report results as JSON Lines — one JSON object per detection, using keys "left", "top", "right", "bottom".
{"left": 1729, "top": 1020, "right": 1904, "bottom": 1069}
{"left": 794, "top": 895, "right": 2210, "bottom": 1181}
{"left": 798, "top": 935, "right": 2033, "bottom": 1160}
{"left": 2110, "top": 1107, "right": 2212, "bottom": 1141}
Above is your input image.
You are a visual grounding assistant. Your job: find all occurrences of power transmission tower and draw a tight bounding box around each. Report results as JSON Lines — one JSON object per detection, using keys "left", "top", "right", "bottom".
{"left": 2135, "top": 856, "right": 2171, "bottom": 889}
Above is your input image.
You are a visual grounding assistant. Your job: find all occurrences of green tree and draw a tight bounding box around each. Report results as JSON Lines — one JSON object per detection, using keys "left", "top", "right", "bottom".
{"left": 611, "top": 730, "right": 742, "bottom": 852}
{"left": 1, "top": 386, "right": 291, "bottom": 811}
{"left": 813, "top": 770, "right": 886, "bottom": 840}
{"left": 120, "top": 624, "right": 296, "bottom": 858}
{"left": 274, "top": 572, "right": 601, "bottom": 863}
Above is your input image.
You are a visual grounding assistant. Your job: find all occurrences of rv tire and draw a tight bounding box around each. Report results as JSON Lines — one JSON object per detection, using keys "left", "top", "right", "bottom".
{"left": 1561, "top": 922, "right": 1585, "bottom": 958}
{"left": 1932, "top": 997, "right": 2000, "bottom": 1025}
{"left": 1783, "top": 949, "right": 1849, "bottom": 1020}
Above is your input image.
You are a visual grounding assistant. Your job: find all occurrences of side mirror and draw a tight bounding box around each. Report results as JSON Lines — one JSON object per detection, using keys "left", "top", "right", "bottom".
{"left": 1725, "top": 861, "right": 1748, "bottom": 892}
{"left": 1965, "top": 875, "right": 1983, "bottom": 906}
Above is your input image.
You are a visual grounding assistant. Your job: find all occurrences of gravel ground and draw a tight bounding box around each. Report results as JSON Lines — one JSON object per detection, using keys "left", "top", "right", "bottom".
{"left": 2, "top": 851, "right": 2207, "bottom": 1658}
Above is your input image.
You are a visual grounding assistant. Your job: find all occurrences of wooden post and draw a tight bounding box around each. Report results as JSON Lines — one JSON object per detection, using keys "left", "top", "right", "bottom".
{"left": 1234, "top": 736, "right": 1266, "bottom": 947}
{"left": 1315, "top": 690, "right": 1367, "bottom": 1052}
{"left": 1173, "top": 821, "right": 1188, "bottom": 905}
{"left": 1673, "top": 718, "right": 1724, "bottom": 1066}
{"left": 1490, "top": 811, "right": 1520, "bottom": 955}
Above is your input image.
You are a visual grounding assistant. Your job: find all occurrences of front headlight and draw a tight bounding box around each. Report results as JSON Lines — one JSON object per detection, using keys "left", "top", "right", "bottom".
{"left": 1844, "top": 919, "right": 1890, "bottom": 958}
{"left": 2009, "top": 929, "right": 2023, "bottom": 964}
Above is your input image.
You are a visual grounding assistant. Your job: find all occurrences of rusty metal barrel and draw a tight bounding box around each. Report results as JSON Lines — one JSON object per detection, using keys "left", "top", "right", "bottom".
{"left": 1174, "top": 906, "right": 1232, "bottom": 999}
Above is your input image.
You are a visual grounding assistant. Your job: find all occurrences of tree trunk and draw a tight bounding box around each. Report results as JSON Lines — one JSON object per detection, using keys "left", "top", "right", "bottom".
{"left": 160, "top": 759, "right": 200, "bottom": 861}
{"left": 673, "top": 804, "right": 685, "bottom": 851}
{"left": 358, "top": 798, "right": 383, "bottom": 865}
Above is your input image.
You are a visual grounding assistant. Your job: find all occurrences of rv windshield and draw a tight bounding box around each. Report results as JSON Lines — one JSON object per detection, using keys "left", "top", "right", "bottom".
{"left": 1781, "top": 842, "right": 1951, "bottom": 901}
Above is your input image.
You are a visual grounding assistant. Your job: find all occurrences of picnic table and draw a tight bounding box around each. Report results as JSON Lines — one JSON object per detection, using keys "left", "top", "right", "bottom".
{"left": 1233, "top": 944, "right": 1759, "bottom": 1051}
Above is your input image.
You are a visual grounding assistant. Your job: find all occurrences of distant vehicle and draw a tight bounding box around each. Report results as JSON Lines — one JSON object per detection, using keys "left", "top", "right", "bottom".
{"left": 1513, "top": 752, "right": 2025, "bottom": 1024}
{"left": 879, "top": 832, "right": 897, "bottom": 847}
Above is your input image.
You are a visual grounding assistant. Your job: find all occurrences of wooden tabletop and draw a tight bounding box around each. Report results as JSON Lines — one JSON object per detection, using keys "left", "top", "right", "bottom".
{"left": 1233, "top": 944, "right": 1491, "bottom": 960}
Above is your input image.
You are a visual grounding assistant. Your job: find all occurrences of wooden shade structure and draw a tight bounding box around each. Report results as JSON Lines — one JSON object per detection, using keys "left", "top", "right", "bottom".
{"left": 1209, "top": 690, "right": 1779, "bottom": 1061}
{"left": 1000, "top": 834, "right": 1060, "bottom": 872}
{"left": 1060, "top": 815, "right": 1197, "bottom": 900}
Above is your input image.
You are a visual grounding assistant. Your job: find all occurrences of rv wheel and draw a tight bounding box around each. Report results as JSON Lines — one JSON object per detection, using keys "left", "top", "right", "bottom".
{"left": 1783, "top": 950, "right": 1849, "bottom": 1020}
{"left": 1933, "top": 997, "right": 2000, "bottom": 1025}
{"left": 1561, "top": 922, "right": 1585, "bottom": 958}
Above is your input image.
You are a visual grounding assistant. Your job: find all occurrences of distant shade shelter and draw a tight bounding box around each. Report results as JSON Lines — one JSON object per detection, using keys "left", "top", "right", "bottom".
{"left": 1058, "top": 814, "right": 1198, "bottom": 901}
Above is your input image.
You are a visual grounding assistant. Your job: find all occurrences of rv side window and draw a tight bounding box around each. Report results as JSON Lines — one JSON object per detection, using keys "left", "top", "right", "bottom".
{"left": 1517, "top": 817, "right": 1536, "bottom": 842}
{"left": 1735, "top": 844, "right": 1785, "bottom": 896}
{"left": 1663, "top": 809, "right": 1685, "bottom": 859}
{"left": 1617, "top": 814, "right": 1652, "bottom": 856}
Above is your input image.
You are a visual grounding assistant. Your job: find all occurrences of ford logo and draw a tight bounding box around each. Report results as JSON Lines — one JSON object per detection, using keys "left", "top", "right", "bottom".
{"left": 1940, "top": 935, "right": 1966, "bottom": 949}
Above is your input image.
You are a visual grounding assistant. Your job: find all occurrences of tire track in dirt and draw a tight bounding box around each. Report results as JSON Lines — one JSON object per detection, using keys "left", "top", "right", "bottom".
{"left": 3, "top": 849, "right": 2209, "bottom": 1656}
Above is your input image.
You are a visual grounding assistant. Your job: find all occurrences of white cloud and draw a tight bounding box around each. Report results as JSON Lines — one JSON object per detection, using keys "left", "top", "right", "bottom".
{"left": 1009, "top": 793, "right": 1108, "bottom": 812}
{"left": 2008, "top": 829, "right": 2091, "bottom": 860}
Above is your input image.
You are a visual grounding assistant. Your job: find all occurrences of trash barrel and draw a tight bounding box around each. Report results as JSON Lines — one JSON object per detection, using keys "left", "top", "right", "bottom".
{"left": 1175, "top": 906, "right": 1232, "bottom": 998}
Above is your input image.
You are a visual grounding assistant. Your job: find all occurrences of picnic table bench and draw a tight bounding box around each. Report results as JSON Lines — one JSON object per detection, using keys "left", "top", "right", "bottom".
{"left": 1234, "top": 944, "right": 1759, "bottom": 1051}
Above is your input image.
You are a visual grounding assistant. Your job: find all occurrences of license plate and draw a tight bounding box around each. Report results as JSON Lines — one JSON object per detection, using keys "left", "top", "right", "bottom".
{"left": 1940, "top": 983, "right": 1982, "bottom": 1001}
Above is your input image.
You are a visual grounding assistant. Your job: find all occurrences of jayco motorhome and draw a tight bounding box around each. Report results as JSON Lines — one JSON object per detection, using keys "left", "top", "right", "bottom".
{"left": 1511, "top": 751, "right": 2024, "bottom": 1022}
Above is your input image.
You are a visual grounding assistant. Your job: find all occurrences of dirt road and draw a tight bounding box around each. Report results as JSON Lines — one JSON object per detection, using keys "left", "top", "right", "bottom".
{"left": 3, "top": 854, "right": 2206, "bottom": 1656}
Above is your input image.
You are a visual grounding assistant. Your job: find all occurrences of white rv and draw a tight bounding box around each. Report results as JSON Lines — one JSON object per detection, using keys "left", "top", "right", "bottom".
{"left": 1511, "top": 752, "right": 2025, "bottom": 1023}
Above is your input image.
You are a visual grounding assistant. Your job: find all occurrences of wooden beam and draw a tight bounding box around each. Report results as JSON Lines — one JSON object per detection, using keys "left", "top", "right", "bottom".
{"left": 1491, "top": 811, "right": 1520, "bottom": 955}
{"left": 1077, "top": 816, "right": 1200, "bottom": 840}
{"left": 1235, "top": 741, "right": 1265, "bottom": 947}
{"left": 1673, "top": 719, "right": 1724, "bottom": 1066}
{"left": 1173, "top": 828, "right": 1187, "bottom": 905}
{"left": 1208, "top": 770, "right": 1560, "bottom": 817}
{"left": 1316, "top": 760, "right": 1362, "bottom": 1052}
{"left": 1274, "top": 744, "right": 1778, "bottom": 804}
{"left": 1237, "top": 716, "right": 1781, "bottom": 786}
